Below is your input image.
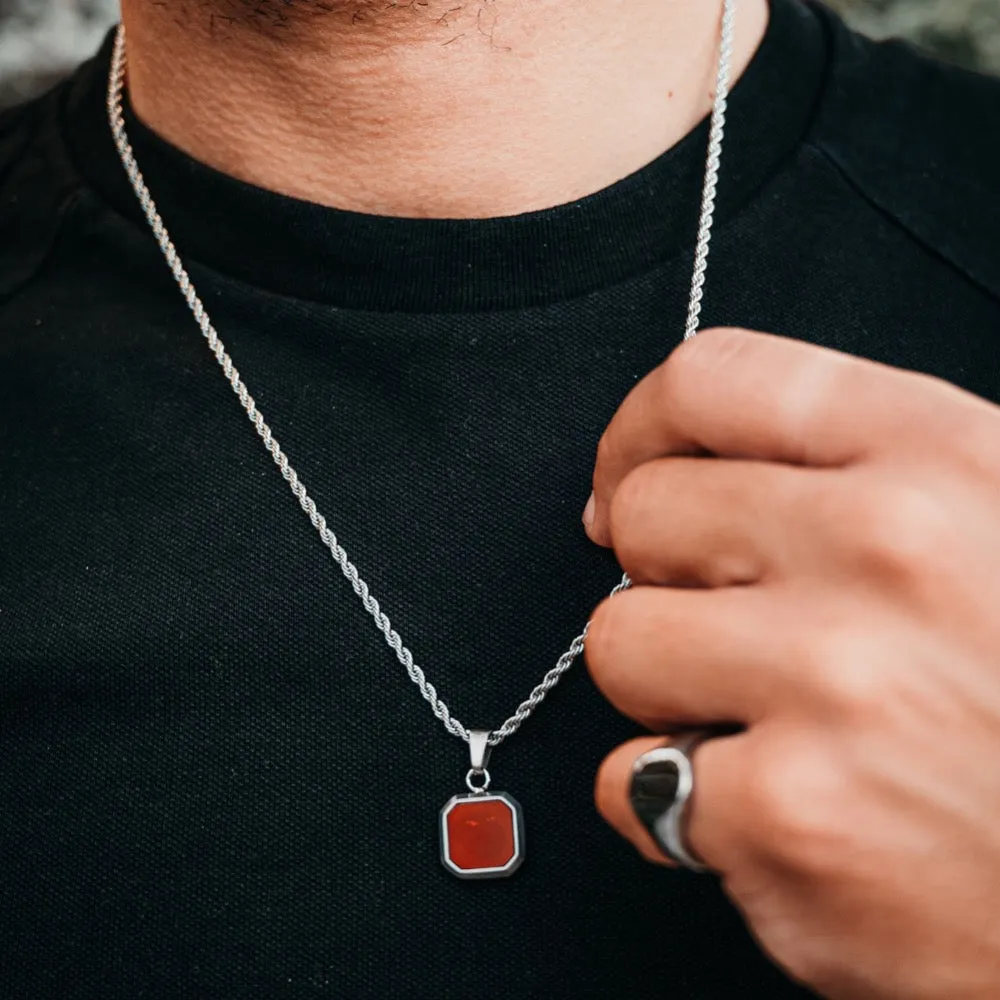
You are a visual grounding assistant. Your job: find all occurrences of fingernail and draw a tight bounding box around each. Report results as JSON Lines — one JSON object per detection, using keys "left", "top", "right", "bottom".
{"left": 582, "top": 492, "right": 596, "bottom": 533}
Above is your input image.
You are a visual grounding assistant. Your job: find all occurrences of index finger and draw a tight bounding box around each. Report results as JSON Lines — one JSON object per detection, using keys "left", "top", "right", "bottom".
{"left": 586, "top": 327, "right": 958, "bottom": 547}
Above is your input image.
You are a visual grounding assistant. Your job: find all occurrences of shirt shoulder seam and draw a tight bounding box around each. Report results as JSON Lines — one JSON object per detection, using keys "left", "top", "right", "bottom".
{"left": 0, "top": 84, "right": 86, "bottom": 306}
{"left": 804, "top": 137, "right": 1000, "bottom": 311}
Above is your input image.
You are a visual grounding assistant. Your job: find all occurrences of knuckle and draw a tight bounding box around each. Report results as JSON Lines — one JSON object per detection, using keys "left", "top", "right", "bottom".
{"left": 593, "top": 750, "right": 620, "bottom": 823}
{"left": 594, "top": 427, "right": 616, "bottom": 477}
{"left": 668, "top": 326, "right": 749, "bottom": 379}
{"left": 658, "top": 328, "right": 747, "bottom": 407}
{"left": 792, "top": 619, "right": 902, "bottom": 722}
{"left": 777, "top": 942, "right": 842, "bottom": 996}
{"left": 583, "top": 594, "right": 625, "bottom": 682}
{"left": 852, "top": 482, "right": 955, "bottom": 588}
{"left": 745, "top": 753, "right": 811, "bottom": 844}
{"left": 608, "top": 464, "right": 655, "bottom": 552}
{"left": 744, "top": 741, "right": 847, "bottom": 874}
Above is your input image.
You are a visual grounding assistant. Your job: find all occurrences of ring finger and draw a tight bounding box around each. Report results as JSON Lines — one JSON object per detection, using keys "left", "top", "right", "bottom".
{"left": 595, "top": 731, "right": 751, "bottom": 873}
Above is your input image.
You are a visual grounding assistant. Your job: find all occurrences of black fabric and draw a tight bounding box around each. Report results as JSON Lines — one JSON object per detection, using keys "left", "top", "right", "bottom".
{"left": 2, "top": 2, "right": 1000, "bottom": 997}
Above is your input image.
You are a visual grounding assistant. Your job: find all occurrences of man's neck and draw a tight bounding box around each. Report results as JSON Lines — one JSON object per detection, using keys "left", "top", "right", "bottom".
{"left": 120, "top": 0, "right": 768, "bottom": 219}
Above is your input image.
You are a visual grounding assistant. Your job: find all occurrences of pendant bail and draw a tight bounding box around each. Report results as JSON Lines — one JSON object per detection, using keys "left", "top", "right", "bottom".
{"left": 468, "top": 730, "right": 492, "bottom": 774}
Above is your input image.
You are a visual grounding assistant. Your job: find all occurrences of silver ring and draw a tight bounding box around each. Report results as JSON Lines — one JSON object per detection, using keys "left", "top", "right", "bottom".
{"left": 630, "top": 731, "right": 711, "bottom": 873}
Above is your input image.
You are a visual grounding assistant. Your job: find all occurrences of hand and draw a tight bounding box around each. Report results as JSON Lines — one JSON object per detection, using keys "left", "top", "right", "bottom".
{"left": 583, "top": 328, "right": 1000, "bottom": 1000}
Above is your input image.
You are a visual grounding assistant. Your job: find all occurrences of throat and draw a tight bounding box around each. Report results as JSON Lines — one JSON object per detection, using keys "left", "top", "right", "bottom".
{"left": 119, "top": 0, "right": 768, "bottom": 219}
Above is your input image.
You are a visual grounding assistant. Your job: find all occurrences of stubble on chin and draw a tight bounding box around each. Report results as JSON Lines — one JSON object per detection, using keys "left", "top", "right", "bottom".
{"left": 187, "top": 0, "right": 483, "bottom": 34}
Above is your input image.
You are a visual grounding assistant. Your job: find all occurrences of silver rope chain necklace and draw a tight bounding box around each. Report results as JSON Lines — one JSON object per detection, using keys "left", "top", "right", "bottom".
{"left": 107, "top": 0, "right": 737, "bottom": 879}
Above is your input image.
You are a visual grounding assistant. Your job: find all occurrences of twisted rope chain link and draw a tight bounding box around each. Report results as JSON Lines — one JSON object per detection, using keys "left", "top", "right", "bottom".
{"left": 105, "top": 0, "right": 736, "bottom": 749}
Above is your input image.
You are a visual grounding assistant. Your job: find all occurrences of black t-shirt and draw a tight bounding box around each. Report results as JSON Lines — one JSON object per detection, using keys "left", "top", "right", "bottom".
{"left": 3, "top": 1, "right": 1000, "bottom": 997}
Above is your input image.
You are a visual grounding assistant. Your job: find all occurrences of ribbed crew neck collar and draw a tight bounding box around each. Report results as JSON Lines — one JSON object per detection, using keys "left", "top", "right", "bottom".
{"left": 63, "top": 0, "right": 828, "bottom": 314}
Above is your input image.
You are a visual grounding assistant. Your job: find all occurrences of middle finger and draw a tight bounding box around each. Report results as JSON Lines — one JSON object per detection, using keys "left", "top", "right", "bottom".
{"left": 609, "top": 456, "right": 820, "bottom": 587}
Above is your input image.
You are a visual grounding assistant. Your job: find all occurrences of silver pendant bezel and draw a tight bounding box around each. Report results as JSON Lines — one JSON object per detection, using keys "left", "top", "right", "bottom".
{"left": 439, "top": 791, "right": 525, "bottom": 879}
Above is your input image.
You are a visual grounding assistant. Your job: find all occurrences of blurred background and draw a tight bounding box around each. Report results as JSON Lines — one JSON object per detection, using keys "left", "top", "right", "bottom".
{"left": 1, "top": 0, "right": 999, "bottom": 110}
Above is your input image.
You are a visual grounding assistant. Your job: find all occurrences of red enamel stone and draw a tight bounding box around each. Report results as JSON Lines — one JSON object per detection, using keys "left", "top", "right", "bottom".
{"left": 441, "top": 793, "right": 523, "bottom": 877}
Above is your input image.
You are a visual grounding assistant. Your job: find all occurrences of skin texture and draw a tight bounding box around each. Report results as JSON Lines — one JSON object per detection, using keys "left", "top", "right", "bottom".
{"left": 584, "top": 328, "right": 1000, "bottom": 999}
{"left": 117, "top": 0, "right": 768, "bottom": 217}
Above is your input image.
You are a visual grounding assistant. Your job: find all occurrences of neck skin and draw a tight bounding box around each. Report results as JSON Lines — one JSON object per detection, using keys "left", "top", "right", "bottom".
{"left": 120, "top": 0, "right": 768, "bottom": 219}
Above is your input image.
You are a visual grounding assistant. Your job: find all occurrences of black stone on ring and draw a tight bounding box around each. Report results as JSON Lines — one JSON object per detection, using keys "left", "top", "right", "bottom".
{"left": 630, "top": 731, "right": 711, "bottom": 872}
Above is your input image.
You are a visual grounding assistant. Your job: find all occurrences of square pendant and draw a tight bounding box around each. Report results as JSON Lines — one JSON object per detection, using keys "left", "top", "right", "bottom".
{"left": 439, "top": 791, "right": 525, "bottom": 879}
